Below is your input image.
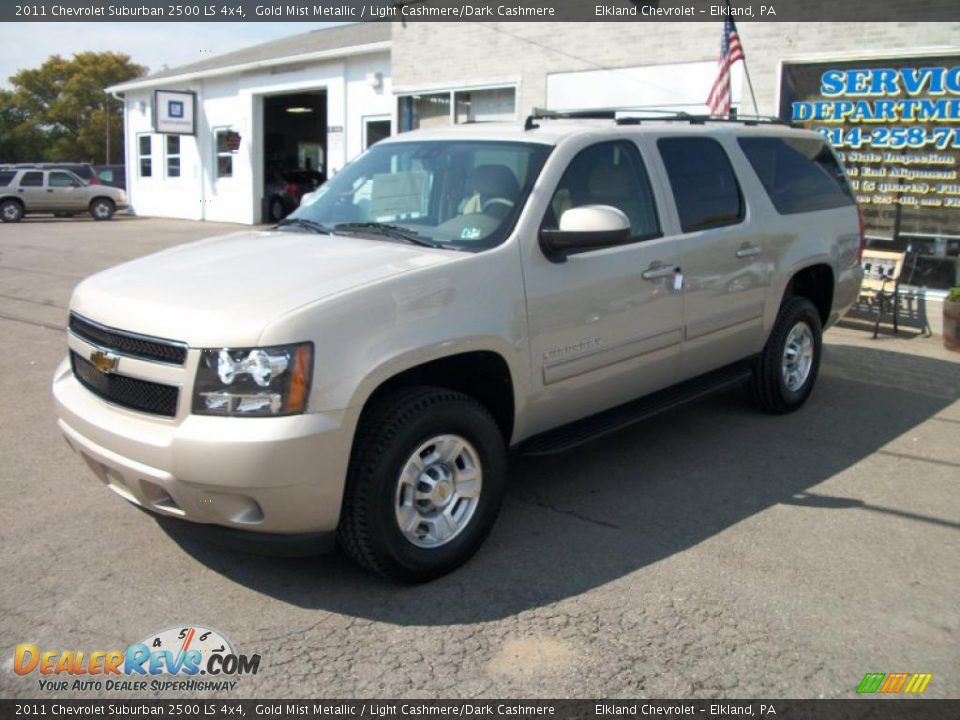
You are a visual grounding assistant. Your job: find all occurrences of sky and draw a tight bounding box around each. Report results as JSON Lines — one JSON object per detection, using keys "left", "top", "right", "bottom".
{"left": 0, "top": 22, "right": 348, "bottom": 87}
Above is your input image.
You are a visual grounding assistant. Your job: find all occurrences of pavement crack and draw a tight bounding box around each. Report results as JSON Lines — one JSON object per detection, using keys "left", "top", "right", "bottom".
{"left": 513, "top": 494, "right": 621, "bottom": 529}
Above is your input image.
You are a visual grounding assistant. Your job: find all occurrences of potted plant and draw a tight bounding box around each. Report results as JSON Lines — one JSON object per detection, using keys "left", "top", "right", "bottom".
{"left": 945, "top": 287, "right": 960, "bottom": 352}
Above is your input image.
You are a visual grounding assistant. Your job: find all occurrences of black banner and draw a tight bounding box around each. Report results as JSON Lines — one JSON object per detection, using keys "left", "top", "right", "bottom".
{"left": 1, "top": 701, "right": 959, "bottom": 720}
{"left": 4, "top": 0, "right": 960, "bottom": 23}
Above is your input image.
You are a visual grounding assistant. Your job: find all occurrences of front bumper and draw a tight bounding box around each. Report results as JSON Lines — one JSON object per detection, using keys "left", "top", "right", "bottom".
{"left": 53, "top": 357, "right": 356, "bottom": 538}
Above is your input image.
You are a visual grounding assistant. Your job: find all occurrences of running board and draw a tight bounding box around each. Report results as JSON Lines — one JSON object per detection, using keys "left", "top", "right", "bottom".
{"left": 520, "top": 360, "right": 755, "bottom": 457}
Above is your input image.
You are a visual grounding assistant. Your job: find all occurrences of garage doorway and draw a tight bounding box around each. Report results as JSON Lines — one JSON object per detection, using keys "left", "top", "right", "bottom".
{"left": 262, "top": 90, "right": 327, "bottom": 223}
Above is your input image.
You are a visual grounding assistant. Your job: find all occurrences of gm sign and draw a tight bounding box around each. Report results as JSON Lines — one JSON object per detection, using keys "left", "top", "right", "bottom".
{"left": 154, "top": 89, "right": 196, "bottom": 135}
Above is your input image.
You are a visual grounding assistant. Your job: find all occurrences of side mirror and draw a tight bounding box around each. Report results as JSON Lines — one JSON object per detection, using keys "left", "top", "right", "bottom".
{"left": 539, "top": 205, "right": 631, "bottom": 262}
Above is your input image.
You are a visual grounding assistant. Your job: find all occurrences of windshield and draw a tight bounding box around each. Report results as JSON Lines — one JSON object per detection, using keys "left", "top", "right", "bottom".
{"left": 287, "top": 140, "right": 552, "bottom": 250}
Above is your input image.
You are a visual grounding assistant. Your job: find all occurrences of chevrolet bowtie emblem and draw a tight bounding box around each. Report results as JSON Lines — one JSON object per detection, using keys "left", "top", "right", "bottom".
{"left": 89, "top": 349, "right": 119, "bottom": 374}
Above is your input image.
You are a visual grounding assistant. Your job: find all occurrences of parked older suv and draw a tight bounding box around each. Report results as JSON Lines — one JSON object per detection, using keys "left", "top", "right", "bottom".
{"left": 53, "top": 111, "right": 863, "bottom": 581}
{"left": 0, "top": 167, "right": 127, "bottom": 222}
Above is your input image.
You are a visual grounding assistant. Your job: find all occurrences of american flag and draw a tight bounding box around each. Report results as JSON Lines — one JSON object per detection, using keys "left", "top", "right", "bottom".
{"left": 706, "top": 12, "right": 745, "bottom": 116}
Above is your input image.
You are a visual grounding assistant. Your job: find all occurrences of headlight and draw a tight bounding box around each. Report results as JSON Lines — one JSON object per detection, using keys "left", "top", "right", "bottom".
{"left": 192, "top": 343, "right": 313, "bottom": 417}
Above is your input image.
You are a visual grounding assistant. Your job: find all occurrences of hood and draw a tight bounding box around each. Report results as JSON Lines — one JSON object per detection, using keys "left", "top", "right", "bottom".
{"left": 70, "top": 229, "right": 456, "bottom": 347}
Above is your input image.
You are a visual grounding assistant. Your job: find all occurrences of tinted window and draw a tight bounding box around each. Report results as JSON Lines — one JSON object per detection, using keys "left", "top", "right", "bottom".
{"left": 543, "top": 140, "right": 661, "bottom": 241}
{"left": 0, "top": 171, "right": 15, "bottom": 187}
{"left": 49, "top": 172, "right": 76, "bottom": 188}
{"left": 19, "top": 171, "right": 43, "bottom": 187}
{"left": 738, "top": 136, "right": 855, "bottom": 215}
{"left": 658, "top": 137, "right": 744, "bottom": 233}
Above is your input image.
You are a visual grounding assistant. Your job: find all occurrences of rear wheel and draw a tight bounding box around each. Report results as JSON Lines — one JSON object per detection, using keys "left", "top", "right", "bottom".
{"left": 1, "top": 199, "right": 24, "bottom": 223}
{"left": 749, "top": 296, "right": 823, "bottom": 414}
{"left": 338, "top": 387, "right": 507, "bottom": 582}
{"left": 89, "top": 198, "right": 115, "bottom": 221}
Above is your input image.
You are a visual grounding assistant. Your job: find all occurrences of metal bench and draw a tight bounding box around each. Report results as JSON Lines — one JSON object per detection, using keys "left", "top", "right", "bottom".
{"left": 858, "top": 249, "right": 905, "bottom": 338}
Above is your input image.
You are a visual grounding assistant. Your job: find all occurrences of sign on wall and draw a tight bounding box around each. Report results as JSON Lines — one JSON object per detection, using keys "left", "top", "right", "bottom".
{"left": 153, "top": 89, "right": 196, "bottom": 135}
{"left": 781, "top": 56, "right": 960, "bottom": 289}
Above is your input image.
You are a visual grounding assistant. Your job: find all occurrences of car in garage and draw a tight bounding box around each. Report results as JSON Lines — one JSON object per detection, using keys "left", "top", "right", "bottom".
{"left": 0, "top": 167, "right": 128, "bottom": 222}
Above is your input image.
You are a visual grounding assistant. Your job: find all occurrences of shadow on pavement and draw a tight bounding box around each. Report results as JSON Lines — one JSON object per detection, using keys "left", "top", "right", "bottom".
{"left": 156, "top": 345, "right": 959, "bottom": 625}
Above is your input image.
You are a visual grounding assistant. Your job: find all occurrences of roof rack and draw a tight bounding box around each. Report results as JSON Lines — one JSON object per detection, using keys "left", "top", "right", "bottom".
{"left": 523, "top": 107, "right": 788, "bottom": 131}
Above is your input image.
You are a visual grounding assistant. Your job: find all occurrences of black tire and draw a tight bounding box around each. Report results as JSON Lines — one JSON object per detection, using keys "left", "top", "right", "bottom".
{"left": 1, "top": 199, "right": 24, "bottom": 223}
{"left": 268, "top": 196, "right": 287, "bottom": 222}
{"left": 749, "top": 296, "right": 823, "bottom": 414}
{"left": 89, "top": 198, "right": 115, "bottom": 221}
{"left": 338, "top": 387, "right": 507, "bottom": 582}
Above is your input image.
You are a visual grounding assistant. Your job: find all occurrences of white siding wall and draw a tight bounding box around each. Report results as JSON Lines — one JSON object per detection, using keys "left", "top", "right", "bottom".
{"left": 121, "top": 50, "right": 391, "bottom": 225}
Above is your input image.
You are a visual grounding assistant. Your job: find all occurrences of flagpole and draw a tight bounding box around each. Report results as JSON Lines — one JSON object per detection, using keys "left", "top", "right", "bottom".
{"left": 741, "top": 56, "right": 760, "bottom": 115}
{"left": 726, "top": 1, "right": 759, "bottom": 115}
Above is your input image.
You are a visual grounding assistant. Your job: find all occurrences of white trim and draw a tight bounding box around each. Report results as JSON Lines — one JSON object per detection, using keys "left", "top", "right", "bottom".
{"left": 393, "top": 78, "right": 523, "bottom": 96}
{"left": 107, "top": 41, "right": 392, "bottom": 93}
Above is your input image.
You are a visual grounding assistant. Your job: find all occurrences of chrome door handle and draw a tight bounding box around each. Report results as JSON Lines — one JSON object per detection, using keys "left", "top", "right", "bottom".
{"left": 641, "top": 265, "right": 679, "bottom": 280}
{"left": 736, "top": 245, "right": 762, "bottom": 258}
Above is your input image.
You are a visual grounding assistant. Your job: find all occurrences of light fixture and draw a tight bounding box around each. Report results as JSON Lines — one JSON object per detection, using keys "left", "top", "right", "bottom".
{"left": 285, "top": 106, "right": 313, "bottom": 114}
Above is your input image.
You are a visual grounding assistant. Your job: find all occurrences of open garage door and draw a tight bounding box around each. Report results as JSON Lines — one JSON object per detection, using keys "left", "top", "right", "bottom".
{"left": 262, "top": 90, "right": 327, "bottom": 223}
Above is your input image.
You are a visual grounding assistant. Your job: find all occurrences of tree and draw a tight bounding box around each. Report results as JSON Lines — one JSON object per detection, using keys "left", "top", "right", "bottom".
{"left": 6, "top": 52, "right": 146, "bottom": 164}
{"left": 0, "top": 90, "right": 45, "bottom": 162}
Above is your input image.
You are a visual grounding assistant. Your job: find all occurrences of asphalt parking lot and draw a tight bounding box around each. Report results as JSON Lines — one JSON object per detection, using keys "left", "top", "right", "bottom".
{"left": 1, "top": 215, "right": 958, "bottom": 699}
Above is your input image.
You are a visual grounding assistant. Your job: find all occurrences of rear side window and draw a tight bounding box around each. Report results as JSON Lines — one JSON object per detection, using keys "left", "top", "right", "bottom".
{"left": 738, "top": 136, "right": 854, "bottom": 215}
{"left": 0, "top": 171, "right": 15, "bottom": 187}
{"left": 19, "top": 171, "right": 43, "bottom": 187}
{"left": 658, "top": 137, "right": 744, "bottom": 233}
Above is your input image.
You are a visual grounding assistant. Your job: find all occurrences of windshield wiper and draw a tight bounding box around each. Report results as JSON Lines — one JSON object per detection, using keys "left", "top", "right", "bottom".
{"left": 274, "top": 217, "right": 332, "bottom": 234}
{"left": 333, "top": 222, "right": 447, "bottom": 249}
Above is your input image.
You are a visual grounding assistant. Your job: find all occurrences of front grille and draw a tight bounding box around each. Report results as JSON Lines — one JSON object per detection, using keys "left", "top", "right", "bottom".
{"left": 69, "top": 313, "right": 187, "bottom": 366}
{"left": 71, "top": 351, "right": 179, "bottom": 418}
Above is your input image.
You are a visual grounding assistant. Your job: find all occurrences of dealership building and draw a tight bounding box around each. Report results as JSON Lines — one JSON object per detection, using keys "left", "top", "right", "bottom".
{"left": 110, "top": 20, "right": 960, "bottom": 302}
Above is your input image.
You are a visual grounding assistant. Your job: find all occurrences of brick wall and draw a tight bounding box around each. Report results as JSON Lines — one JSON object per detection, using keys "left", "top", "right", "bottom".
{"left": 391, "top": 22, "right": 960, "bottom": 116}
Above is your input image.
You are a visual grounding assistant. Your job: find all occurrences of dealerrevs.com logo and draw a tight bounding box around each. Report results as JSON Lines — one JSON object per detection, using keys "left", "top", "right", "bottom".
{"left": 13, "top": 625, "right": 261, "bottom": 692}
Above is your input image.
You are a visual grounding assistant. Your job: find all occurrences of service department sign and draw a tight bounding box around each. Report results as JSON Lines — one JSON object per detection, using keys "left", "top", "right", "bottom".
{"left": 153, "top": 89, "right": 196, "bottom": 135}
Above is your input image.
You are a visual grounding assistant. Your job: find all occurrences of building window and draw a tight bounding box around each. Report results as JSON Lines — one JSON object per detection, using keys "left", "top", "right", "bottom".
{"left": 398, "top": 87, "right": 516, "bottom": 132}
{"left": 166, "top": 135, "right": 181, "bottom": 178}
{"left": 215, "top": 129, "right": 236, "bottom": 179}
{"left": 454, "top": 88, "right": 516, "bottom": 124}
{"left": 138, "top": 135, "right": 152, "bottom": 177}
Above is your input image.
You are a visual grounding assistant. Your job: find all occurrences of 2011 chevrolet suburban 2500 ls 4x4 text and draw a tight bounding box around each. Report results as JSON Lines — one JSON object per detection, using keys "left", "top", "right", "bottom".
{"left": 53, "top": 112, "right": 864, "bottom": 582}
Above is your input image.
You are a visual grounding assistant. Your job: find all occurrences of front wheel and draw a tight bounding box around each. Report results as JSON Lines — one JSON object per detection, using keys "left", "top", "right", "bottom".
{"left": 749, "top": 296, "right": 823, "bottom": 414}
{"left": 338, "top": 387, "right": 507, "bottom": 582}
{"left": 1, "top": 199, "right": 24, "bottom": 223}
{"left": 89, "top": 198, "right": 115, "bottom": 221}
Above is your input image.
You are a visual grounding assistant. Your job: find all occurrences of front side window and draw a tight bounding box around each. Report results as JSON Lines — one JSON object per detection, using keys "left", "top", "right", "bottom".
{"left": 658, "top": 137, "right": 745, "bottom": 233}
{"left": 166, "top": 135, "right": 181, "bottom": 178}
{"left": 289, "top": 140, "right": 552, "bottom": 250}
{"left": 738, "top": 136, "right": 854, "bottom": 215}
{"left": 138, "top": 135, "right": 152, "bottom": 177}
{"left": 215, "top": 130, "right": 236, "bottom": 179}
{"left": 0, "top": 171, "right": 18, "bottom": 187}
{"left": 49, "top": 171, "right": 77, "bottom": 188}
{"left": 541, "top": 140, "right": 661, "bottom": 241}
